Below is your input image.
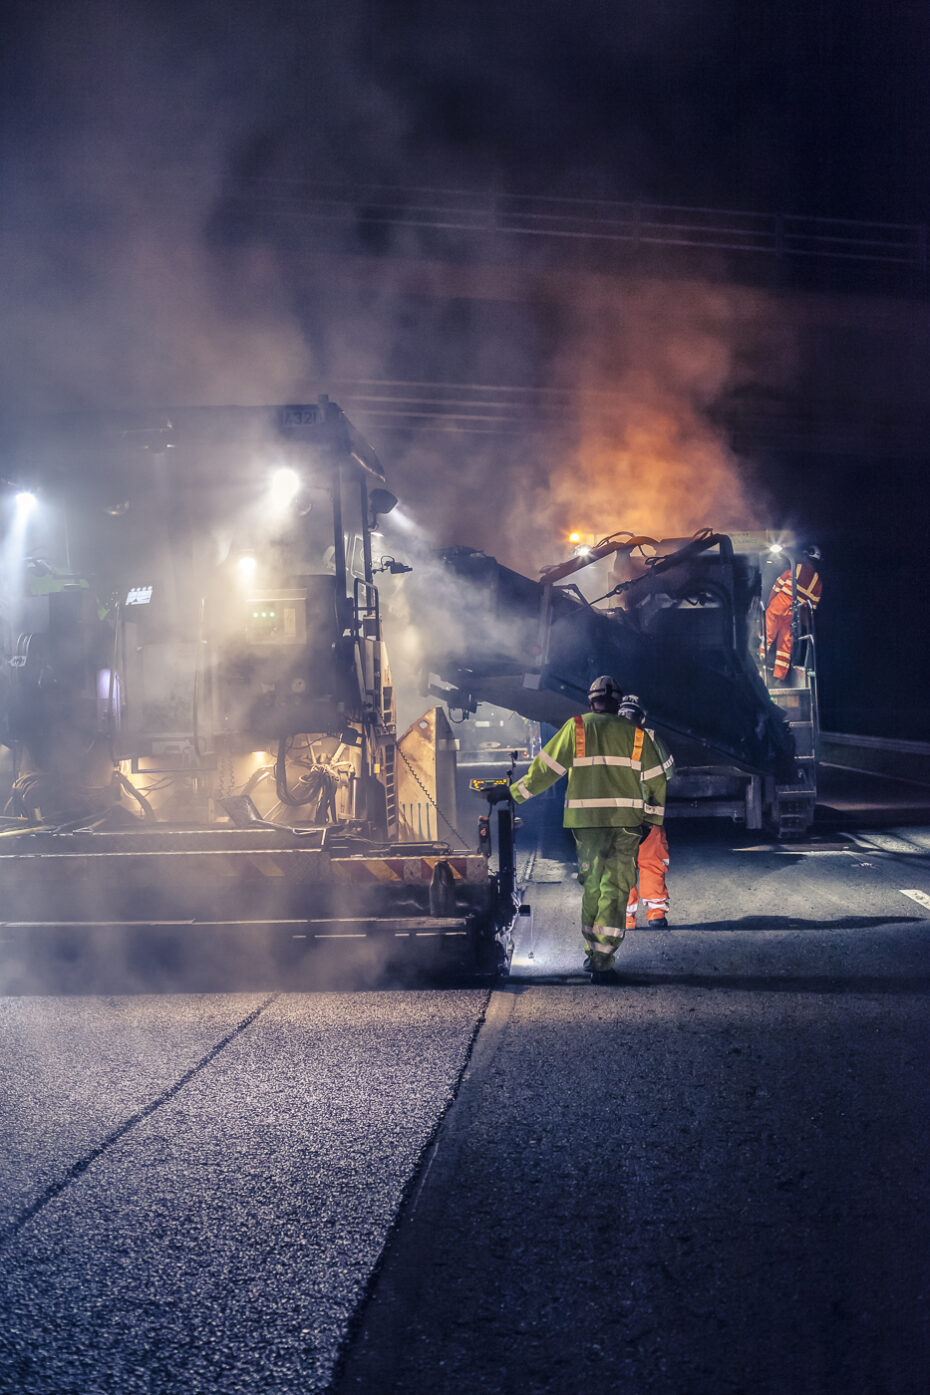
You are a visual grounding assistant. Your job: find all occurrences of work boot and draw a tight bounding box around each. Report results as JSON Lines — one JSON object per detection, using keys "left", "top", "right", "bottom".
{"left": 589, "top": 966, "right": 619, "bottom": 985}
{"left": 647, "top": 917, "right": 669, "bottom": 929}
{"left": 584, "top": 950, "right": 616, "bottom": 979}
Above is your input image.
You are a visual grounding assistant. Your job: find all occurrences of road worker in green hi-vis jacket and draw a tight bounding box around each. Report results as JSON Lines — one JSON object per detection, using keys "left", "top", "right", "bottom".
{"left": 488, "top": 675, "right": 668, "bottom": 983}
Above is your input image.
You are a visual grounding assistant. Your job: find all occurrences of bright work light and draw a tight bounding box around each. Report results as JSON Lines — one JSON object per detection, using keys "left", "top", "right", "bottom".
{"left": 269, "top": 467, "right": 301, "bottom": 510}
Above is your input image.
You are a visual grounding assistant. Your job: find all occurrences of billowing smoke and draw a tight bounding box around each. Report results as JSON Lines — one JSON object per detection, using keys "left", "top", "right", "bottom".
{"left": 364, "top": 275, "right": 790, "bottom": 583}
{"left": 0, "top": 2, "right": 334, "bottom": 417}
{"left": 0, "top": 1, "right": 793, "bottom": 583}
{"left": 544, "top": 277, "right": 775, "bottom": 548}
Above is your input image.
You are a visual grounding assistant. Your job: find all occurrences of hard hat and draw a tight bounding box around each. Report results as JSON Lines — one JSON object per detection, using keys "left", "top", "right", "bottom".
{"left": 806, "top": 544, "right": 822, "bottom": 561}
{"left": 587, "top": 674, "right": 622, "bottom": 702}
{"left": 618, "top": 694, "right": 646, "bottom": 724}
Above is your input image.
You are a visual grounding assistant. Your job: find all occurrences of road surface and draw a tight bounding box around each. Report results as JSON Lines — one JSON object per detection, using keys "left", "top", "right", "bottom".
{"left": 1, "top": 816, "right": 928, "bottom": 1393}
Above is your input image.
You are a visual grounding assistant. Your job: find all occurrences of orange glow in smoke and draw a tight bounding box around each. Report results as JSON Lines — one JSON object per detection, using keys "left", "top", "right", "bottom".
{"left": 536, "top": 279, "right": 779, "bottom": 562}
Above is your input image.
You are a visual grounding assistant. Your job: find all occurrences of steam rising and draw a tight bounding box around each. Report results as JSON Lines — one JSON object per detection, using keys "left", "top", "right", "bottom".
{"left": 369, "top": 277, "right": 787, "bottom": 581}
{"left": 1, "top": 4, "right": 791, "bottom": 496}
{"left": 0, "top": 3, "right": 314, "bottom": 414}
{"left": 544, "top": 278, "right": 780, "bottom": 554}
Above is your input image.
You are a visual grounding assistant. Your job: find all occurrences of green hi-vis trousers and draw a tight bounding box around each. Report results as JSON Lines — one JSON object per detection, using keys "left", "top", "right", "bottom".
{"left": 573, "top": 825, "right": 642, "bottom": 970}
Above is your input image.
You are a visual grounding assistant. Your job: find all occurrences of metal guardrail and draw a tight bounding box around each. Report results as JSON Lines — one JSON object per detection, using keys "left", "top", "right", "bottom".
{"left": 820, "top": 732, "right": 930, "bottom": 789}
{"left": 231, "top": 180, "right": 929, "bottom": 274}
{"left": 821, "top": 732, "right": 930, "bottom": 757}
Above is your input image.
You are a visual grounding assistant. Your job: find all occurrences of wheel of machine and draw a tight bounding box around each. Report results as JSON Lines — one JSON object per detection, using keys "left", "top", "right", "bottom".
{"left": 428, "top": 860, "right": 457, "bottom": 917}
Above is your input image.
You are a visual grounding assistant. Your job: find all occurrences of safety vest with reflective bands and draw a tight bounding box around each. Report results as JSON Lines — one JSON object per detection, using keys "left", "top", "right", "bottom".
{"left": 769, "top": 563, "right": 822, "bottom": 610}
{"left": 645, "top": 728, "right": 675, "bottom": 782}
{"left": 509, "top": 712, "right": 669, "bottom": 829}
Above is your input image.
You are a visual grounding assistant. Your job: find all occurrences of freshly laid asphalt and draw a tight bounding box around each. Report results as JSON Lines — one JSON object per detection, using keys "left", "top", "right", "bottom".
{"left": 1, "top": 817, "right": 929, "bottom": 1393}
{"left": 0, "top": 992, "right": 487, "bottom": 1393}
{"left": 0, "top": 994, "right": 272, "bottom": 1227}
{"left": 336, "top": 826, "right": 930, "bottom": 1394}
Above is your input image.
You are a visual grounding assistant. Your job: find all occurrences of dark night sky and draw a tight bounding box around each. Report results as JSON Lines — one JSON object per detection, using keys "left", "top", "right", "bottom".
{"left": 1, "top": 0, "right": 929, "bottom": 734}
{"left": 3, "top": 0, "right": 928, "bottom": 218}
{"left": 1, "top": 0, "right": 926, "bottom": 420}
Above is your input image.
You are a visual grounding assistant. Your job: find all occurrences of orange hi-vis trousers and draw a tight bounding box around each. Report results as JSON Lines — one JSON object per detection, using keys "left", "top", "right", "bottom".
{"left": 764, "top": 592, "right": 795, "bottom": 679}
{"left": 764, "top": 563, "right": 821, "bottom": 680}
{"left": 626, "top": 824, "right": 669, "bottom": 927}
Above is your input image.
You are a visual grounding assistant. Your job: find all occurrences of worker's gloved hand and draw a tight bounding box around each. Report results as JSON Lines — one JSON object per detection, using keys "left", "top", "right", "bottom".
{"left": 485, "top": 785, "right": 512, "bottom": 805}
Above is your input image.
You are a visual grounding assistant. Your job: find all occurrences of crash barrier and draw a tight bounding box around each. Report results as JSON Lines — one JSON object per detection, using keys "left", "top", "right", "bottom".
{"left": 820, "top": 732, "right": 930, "bottom": 788}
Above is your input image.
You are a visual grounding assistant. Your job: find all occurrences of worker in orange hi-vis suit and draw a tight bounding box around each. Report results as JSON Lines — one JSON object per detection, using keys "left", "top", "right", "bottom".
{"left": 619, "top": 697, "right": 675, "bottom": 930}
{"left": 764, "top": 545, "right": 823, "bottom": 682}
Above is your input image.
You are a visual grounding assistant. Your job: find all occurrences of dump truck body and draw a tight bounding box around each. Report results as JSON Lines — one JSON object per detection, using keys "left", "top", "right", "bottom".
{"left": 422, "top": 531, "right": 818, "bottom": 838}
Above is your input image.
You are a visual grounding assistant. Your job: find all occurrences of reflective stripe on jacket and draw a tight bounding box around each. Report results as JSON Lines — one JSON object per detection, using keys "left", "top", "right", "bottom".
{"left": 769, "top": 563, "right": 822, "bottom": 610}
{"left": 643, "top": 728, "right": 675, "bottom": 783}
{"left": 509, "top": 712, "right": 668, "bottom": 829}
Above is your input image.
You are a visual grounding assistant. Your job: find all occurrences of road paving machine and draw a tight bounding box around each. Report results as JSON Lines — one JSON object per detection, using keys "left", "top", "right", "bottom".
{"left": 0, "top": 402, "right": 516, "bottom": 980}
{"left": 421, "top": 529, "right": 818, "bottom": 839}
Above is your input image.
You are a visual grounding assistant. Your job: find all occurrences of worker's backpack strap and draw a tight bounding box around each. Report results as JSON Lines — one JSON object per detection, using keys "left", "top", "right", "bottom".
{"left": 631, "top": 726, "right": 645, "bottom": 770}
{"left": 574, "top": 714, "right": 586, "bottom": 760}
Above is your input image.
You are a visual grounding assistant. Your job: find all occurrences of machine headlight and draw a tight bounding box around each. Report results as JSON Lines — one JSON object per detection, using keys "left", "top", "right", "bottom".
{"left": 269, "top": 467, "right": 301, "bottom": 510}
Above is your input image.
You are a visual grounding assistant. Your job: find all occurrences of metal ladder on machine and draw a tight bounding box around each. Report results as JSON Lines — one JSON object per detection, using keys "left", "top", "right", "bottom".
{"left": 766, "top": 626, "right": 819, "bottom": 838}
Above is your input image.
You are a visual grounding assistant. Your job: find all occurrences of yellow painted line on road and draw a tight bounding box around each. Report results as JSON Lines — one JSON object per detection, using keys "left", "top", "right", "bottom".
{"left": 900, "top": 889, "right": 930, "bottom": 912}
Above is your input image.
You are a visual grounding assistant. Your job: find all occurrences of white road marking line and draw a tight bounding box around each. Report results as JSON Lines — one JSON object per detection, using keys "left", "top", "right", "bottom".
{"left": 900, "top": 889, "right": 930, "bottom": 912}
{"left": 734, "top": 847, "right": 854, "bottom": 856}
